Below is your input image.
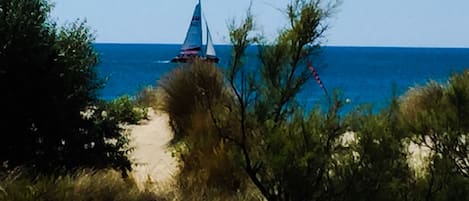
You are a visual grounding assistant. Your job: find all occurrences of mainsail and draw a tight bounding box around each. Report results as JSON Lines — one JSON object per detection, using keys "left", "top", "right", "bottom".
{"left": 180, "top": 0, "right": 202, "bottom": 55}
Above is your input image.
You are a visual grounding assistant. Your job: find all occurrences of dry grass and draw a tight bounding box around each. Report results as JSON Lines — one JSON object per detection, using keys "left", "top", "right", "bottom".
{"left": 399, "top": 81, "right": 445, "bottom": 121}
{"left": 135, "top": 86, "right": 165, "bottom": 111}
{"left": 158, "top": 60, "right": 229, "bottom": 142}
{"left": 0, "top": 169, "right": 168, "bottom": 201}
{"left": 156, "top": 60, "right": 263, "bottom": 200}
{"left": 400, "top": 69, "right": 469, "bottom": 123}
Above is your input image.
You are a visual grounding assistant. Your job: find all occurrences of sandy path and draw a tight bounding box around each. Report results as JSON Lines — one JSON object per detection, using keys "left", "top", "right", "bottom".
{"left": 129, "top": 109, "right": 178, "bottom": 185}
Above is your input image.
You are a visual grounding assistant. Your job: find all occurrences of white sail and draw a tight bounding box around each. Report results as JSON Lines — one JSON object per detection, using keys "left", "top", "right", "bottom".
{"left": 181, "top": 0, "right": 202, "bottom": 53}
{"left": 205, "top": 22, "right": 216, "bottom": 57}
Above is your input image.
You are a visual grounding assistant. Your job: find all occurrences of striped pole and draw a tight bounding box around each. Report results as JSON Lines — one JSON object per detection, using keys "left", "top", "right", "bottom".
{"left": 307, "top": 61, "right": 328, "bottom": 96}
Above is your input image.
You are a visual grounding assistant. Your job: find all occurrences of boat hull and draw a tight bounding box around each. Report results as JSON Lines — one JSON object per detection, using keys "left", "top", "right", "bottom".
{"left": 170, "top": 57, "right": 191, "bottom": 63}
{"left": 170, "top": 56, "right": 219, "bottom": 64}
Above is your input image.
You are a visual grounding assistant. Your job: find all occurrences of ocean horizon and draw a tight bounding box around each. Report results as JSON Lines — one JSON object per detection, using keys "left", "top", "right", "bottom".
{"left": 94, "top": 42, "right": 469, "bottom": 49}
{"left": 94, "top": 43, "right": 469, "bottom": 112}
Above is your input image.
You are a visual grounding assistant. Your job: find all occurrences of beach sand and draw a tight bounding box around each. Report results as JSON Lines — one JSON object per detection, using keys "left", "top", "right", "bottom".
{"left": 128, "top": 108, "right": 178, "bottom": 186}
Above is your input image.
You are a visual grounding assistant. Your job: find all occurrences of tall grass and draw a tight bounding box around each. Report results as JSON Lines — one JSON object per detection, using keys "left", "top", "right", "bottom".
{"left": 399, "top": 81, "right": 445, "bottom": 122}
{"left": 157, "top": 60, "right": 262, "bottom": 200}
{"left": 159, "top": 60, "right": 230, "bottom": 142}
{"left": 0, "top": 169, "right": 168, "bottom": 201}
{"left": 135, "top": 86, "right": 164, "bottom": 111}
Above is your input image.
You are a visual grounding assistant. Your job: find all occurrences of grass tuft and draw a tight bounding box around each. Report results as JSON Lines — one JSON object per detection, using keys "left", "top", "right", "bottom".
{"left": 0, "top": 169, "right": 168, "bottom": 201}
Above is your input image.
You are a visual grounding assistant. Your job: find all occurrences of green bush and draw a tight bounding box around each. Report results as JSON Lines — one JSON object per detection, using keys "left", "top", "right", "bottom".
{"left": 106, "top": 95, "right": 148, "bottom": 124}
{"left": 0, "top": 0, "right": 132, "bottom": 174}
{"left": 398, "top": 70, "right": 469, "bottom": 200}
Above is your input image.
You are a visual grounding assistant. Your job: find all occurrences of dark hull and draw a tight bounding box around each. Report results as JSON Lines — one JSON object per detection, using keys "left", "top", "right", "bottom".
{"left": 170, "top": 57, "right": 191, "bottom": 63}
{"left": 171, "top": 56, "right": 219, "bottom": 64}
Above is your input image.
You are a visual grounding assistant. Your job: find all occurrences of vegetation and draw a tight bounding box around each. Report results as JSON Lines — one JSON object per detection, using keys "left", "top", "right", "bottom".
{"left": 0, "top": 169, "right": 165, "bottom": 201}
{"left": 160, "top": 58, "right": 469, "bottom": 201}
{"left": 106, "top": 95, "right": 148, "bottom": 124}
{"left": 135, "top": 86, "right": 163, "bottom": 111}
{"left": 159, "top": 0, "right": 469, "bottom": 200}
{"left": 1, "top": 0, "right": 468, "bottom": 200}
{"left": 158, "top": 60, "right": 249, "bottom": 200}
{"left": 0, "top": 0, "right": 144, "bottom": 175}
{"left": 160, "top": 0, "right": 349, "bottom": 200}
{"left": 159, "top": 60, "right": 230, "bottom": 143}
{"left": 399, "top": 70, "right": 469, "bottom": 200}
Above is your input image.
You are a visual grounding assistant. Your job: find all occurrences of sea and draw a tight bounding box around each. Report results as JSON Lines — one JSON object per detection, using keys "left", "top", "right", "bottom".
{"left": 94, "top": 44, "right": 469, "bottom": 112}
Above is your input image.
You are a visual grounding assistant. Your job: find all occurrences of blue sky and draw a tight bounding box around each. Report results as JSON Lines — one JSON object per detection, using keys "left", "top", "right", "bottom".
{"left": 51, "top": 0, "right": 469, "bottom": 47}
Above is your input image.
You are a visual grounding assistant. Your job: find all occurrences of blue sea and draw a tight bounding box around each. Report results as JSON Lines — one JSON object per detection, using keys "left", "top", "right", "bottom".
{"left": 94, "top": 44, "right": 469, "bottom": 112}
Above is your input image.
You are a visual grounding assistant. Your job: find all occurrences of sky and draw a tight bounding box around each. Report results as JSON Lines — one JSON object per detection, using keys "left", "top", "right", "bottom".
{"left": 50, "top": 0, "right": 469, "bottom": 48}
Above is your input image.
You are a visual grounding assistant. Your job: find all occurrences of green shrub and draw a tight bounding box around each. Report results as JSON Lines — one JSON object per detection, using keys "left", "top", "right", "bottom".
{"left": 0, "top": 0, "right": 132, "bottom": 174}
{"left": 106, "top": 95, "right": 148, "bottom": 124}
{"left": 398, "top": 70, "right": 469, "bottom": 200}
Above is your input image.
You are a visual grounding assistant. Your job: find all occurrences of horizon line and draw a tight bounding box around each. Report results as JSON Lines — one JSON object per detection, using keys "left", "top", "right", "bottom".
{"left": 92, "top": 42, "right": 469, "bottom": 49}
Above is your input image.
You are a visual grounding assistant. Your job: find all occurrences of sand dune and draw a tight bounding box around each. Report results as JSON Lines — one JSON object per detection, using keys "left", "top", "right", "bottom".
{"left": 128, "top": 109, "right": 178, "bottom": 185}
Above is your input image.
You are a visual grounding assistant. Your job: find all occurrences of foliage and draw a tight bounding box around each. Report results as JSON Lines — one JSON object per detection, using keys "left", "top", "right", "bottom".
{"left": 217, "top": 1, "right": 341, "bottom": 200}
{"left": 159, "top": 60, "right": 255, "bottom": 200}
{"left": 0, "top": 0, "right": 132, "bottom": 174}
{"left": 161, "top": 0, "right": 342, "bottom": 200}
{"left": 399, "top": 70, "right": 469, "bottom": 200}
{"left": 159, "top": 60, "right": 230, "bottom": 143}
{"left": 105, "top": 95, "right": 148, "bottom": 124}
{"left": 0, "top": 169, "right": 166, "bottom": 201}
{"left": 161, "top": 0, "right": 469, "bottom": 200}
{"left": 336, "top": 100, "right": 415, "bottom": 201}
{"left": 135, "top": 86, "right": 163, "bottom": 111}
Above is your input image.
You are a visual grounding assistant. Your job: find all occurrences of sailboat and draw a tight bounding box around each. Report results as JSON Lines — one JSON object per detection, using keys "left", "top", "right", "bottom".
{"left": 171, "top": 0, "right": 219, "bottom": 63}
